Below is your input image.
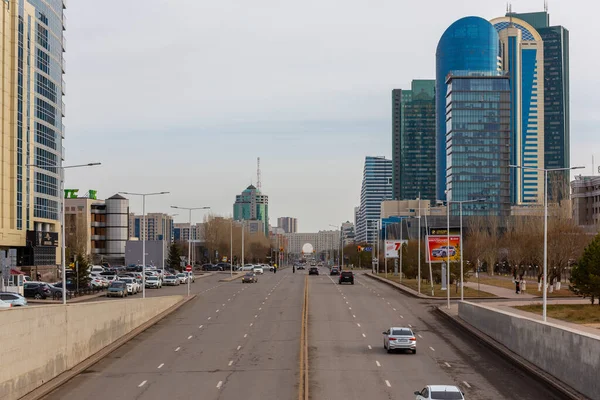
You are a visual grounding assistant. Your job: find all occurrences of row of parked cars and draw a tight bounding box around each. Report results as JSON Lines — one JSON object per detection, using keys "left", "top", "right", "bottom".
{"left": 104, "top": 268, "right": 196, "bottom": 298}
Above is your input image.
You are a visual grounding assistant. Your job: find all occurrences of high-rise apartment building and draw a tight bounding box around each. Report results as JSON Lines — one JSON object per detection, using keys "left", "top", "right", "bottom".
{"left": 173, "top": 223, "right": 205, "bottom": 243}
{"left": 1, "top": 1, "right": 66, "bottom": 266}
{"left": 445, "top": 72, "right": 512, "bottom": 216}
{"left": 391, "top": 80, "right": 436, "bottom": 202}
{"left": 355, "top": 157, "right": 393, "bottom": 244}
{"left": 277, "top": 217, "right": 297, "bottom": 233}
{"left": 129, "top": 213, "right": 174, "bottom": 242}
{"left": 507, "top": 10, "right": 570, "bottom": 193}
{"left": 436, "top": 17, "right": 500, "bottom": 201}
{"left": 341, "top": 221, "right": 355, "bottom": 246}
{"left": 233, "top": 185, "right": 269, "bottom": 236}
{"left": 491, "top": 16, "right": 545, "bottom": 205}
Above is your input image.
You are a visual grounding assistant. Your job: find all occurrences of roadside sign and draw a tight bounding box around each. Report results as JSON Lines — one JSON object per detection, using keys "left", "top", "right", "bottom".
{"left": 180, "top": 261, "right": 186, "bottom": 267}
{"left": 186, "top": 265, "right": 192, "bottom": 272}
{"left": 384, "top": 240, "right": 407, "bottom": 259}
{"left": 364, "top": 247, "right": 373, "bottom": 252}
{"left": 426, "top": 235, "right": 461, "bottom": 263}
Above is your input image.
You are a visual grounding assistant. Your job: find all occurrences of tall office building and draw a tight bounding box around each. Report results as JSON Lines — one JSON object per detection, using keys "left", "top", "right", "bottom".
{"left": 507, "top": 10, "right": 570, "bottom": 193}
{"left": 391, "top": 80, "right": 436, "bottom": 202}
{"left": 341, "top": 221, "right": 355, "bottom": 246}
{"left": 129, "top": 213, "right": 174, "bottom": 242}
{"left": 445, "top": 72, "right": 512, "bottom": 216}
{"left": 436, "top": 17, "right": 500, "bottom": 201}
{"left": 355, "top": 157, "right": 393, "bottom": 244}
{"left": 233, "top": 185, "right": 269, "bottom": 236}
{"left": 491, "top": 16, "right": 545, "bottom": 204}
{"left": 0, "top": 1, "right": 66, "bottom": 266}
{"left": 277, "top": 217, "right": 297, "bottom": 233}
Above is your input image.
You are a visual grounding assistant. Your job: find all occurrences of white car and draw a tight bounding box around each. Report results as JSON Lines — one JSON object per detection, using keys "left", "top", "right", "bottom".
{"left": 145, "top": 276, "right": 162, "bottom": 289}
{"left": 241, "top": 265, "right": 255, "bottom": 271}
{"left": 89, "top": 276, "right": 106, "bottom": 288}
{"left": 414, "top": 385, "right": 465, "bottom": 400}
{"left": 176, "top": 273, "right": 188, "bottom": 284}
{"left": 90, "top": 265, "right": 105, "bottom": 274}
{"left": 253, "top": 266, "right": 264, "bottom": 275}
{"left": 119, "top": 278, "right": 140, "bottom": 294}
{"left": 383, "top": 327, "right": 416, "bottom": 354}
{"left": 0, "top": 298, "right": 13, "bottom": 309}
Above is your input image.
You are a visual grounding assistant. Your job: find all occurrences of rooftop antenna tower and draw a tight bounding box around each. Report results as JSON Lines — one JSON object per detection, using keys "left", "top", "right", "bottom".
{"left": 508, "top": 3, "right": 513, "bottom": 26}
{"left": 544, "top": 0, "right": 548, "bottom": 12}
{"left": 257, "top": 157, "right": 262, "bottom": 191}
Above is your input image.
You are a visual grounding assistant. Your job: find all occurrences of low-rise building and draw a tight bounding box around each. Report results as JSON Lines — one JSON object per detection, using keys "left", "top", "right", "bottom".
{"left": 572, "top": 175, "right": 600, "bottom": 229}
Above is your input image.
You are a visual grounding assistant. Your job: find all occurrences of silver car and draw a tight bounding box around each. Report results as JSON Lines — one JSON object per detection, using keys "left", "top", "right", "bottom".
{"left": 383, "top": 327, "right": 416, "bottom": 354}
{"left": 0, "top": 292, "right": 27, "bottom": 306}
{"left": 414, "top": 385, "right": 464, "bottom": 399}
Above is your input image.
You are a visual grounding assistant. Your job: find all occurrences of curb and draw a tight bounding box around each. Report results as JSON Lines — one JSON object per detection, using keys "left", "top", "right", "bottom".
{"left": 27, "top": 291, "right": 107, "bottom": 305}
{"left": 364, "top": 273, "right": 508, "bottom": 301}
{"left": 435, "top": 306, "right": 589, "bottom": 400}
{"left": 219, "top": 273, "right": 245, "bottom": 282}
{"left": 21, "top": 294, "right": 197, "bottom": 400}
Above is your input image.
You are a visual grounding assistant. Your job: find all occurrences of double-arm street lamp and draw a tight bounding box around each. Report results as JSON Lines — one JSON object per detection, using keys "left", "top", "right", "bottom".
{"left": 328, "top": 224, "right": 342, "bottom": 267}
{"left": 171, "top": 205, "right": 210, "bottom": 296}
{"left": 510, "top": 165, "right": 584, "bottom": 321}
{"left": 121, "top": 191, "right": 170, "bottom": 298}
{"left": 27, "top": 162, "right": 101, "bottom": 305}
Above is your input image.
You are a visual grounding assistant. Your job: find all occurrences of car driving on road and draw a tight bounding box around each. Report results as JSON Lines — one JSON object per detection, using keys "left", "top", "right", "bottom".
{"left": 338, "top": 271, "right": 354, "bottom": 285}
{"left": 0, "top": 292, "right": 27, "bottom": 306}
{"left": 330, "top": 267, "right": 340, "bottom": 276}
{"left": 176, "top": 273, "right": 188, "bottom": 284}
{"left": 414, "top": 385, "right": 464, "bottom": 399}
{"left": 253, "top": 266, "right": 264, "bottom": 275}
{"left": 383, "top": 327, "right": 416, "bottom": 354}
{"left": 242, "top": 272, "right": 258, "bottom": 283}
{"left": 308, "top": 267, "right": 319, "bottom": 275}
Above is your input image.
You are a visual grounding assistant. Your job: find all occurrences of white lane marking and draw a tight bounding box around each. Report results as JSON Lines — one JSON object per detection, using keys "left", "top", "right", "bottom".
{"left": 463, "top": 381, "right": 471, "bottom": 388}
{"left": 255, "top": 314, "right": 258, "bottom": 318}
{"left": 175, "top": 347, "right": 181, "bottom": 352}
{"left": 265, "top": 297, "right": 268, "bottom": 300}
{"left": 216, "top": 309, "right": 220, "bottom": 313}
{"left": 222, "top": 304, "right": 225, "bottom": 307}
{"left": 353, "top": 315, "right": 356, "bottom": 318}
{"left": 199, "top": 325, "right": 203, "bottom": 329}
{"left": 216, "top": 381, "right": 223, "bottom": 389}
{"left": 244, "top": 334, "right": 248, "bottom": 338}
{"left": 429, "top": 346, "right": 435, "bottom": 351}
{"left": 229, "top": 360, "right": 234, "bottom": 366}
{"left": 368, "top": 345, "right": 372, "bottom": 350}
{"left": 357, "top": 323, "right": 361, "bottom": 327}
{"left": 237, "top": 345, "right": 242, "bottom": 350}
{"left": 387, "top": 302, "right": 390, "bottom": 305}
{"left": 138, "top": 380, "right": 147, "bottom": 388}
{"left": 418, "top": 334, "right": 423, "bottom": 339}
{"left": 157, "top": 363, "right": 164, "bottom": 369}
{"left": 250, "top": 322, "right": 253, "bottom": 327}
{"left": 376, "top": 360, "right": 381, "bottom": 367}
{"left": 393, "top": 308, "right": 397, "bottom": 311}
{"left": 262, "top": 302, "right": 265, "bottom": 305}
{"left": 445, "top": 362, "right": 451, "bottom": 368}
{"left": 362, "top": 333, "right": 366, "bottom": 338}
{"left": 408, "top": 324, "right": 412, "bottom": 328}
{"left": 228, "top": 298, "right": 231, "bottom": 301}
{"left": 259, "top": 307, "right": 262, "bottom": 310}
{"left": 188, "top": 335, "right": 193, "bottom": 340}
{"left": 346, "top": 301, "right": 349, "bottom": 304}
{"left": 349, "top": 307, "right": 352, "bottom": 310}
{"left": 385, "top": 380, "right": 391, "bottom": 387}
{"left": 208, "top": 317, "right": 211, "bottom": 320}
{"left": 400, "top": 315, "right": 404, "bottom": 319}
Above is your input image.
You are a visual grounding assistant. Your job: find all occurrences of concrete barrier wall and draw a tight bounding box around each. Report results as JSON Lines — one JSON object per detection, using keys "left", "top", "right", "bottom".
{"left": 0, "top": 295, "right": 183, "bottom": 400}
{"left": 459, "top": 301, "right": 600, "bottom": 400}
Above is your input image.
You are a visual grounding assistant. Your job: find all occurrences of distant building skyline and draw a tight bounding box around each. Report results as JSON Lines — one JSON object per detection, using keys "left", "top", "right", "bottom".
{"left": 233, "top": 184, "right": 269, "bottom": 236}
{"left": 277, "top": 217, "right": 298, "bottom": 233}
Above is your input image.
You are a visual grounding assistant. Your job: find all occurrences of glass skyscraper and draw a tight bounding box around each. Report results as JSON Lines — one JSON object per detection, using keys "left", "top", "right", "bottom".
{"left": 355, "top": 157, "right": 392, "bottom": 245}
{"left": 507, "top": 10, "right": 570, "bottom": 195}
{"left": 233, "top": 185, "right": 269, "bottom": 236}
{"left": 391, "top": 80, "right": 436, "bottom": 202}
{"left": 445, "top": 72, "right": 511, "bottom": 216}
{"left": 436, "top": 17, "right": 500, "bottom": 201}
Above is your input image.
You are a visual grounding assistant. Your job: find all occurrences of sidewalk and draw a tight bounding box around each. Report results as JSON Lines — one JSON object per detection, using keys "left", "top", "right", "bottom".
{"left": 463, "top": 281, "right": 536, "bottom": 299}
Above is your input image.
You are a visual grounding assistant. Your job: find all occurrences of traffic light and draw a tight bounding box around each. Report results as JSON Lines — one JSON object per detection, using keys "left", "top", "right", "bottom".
{"left": 357, "top": 246, "right": 363, "bottom": 252}
{"left": 279, "top": 247, "right": 284, "bottom": 252}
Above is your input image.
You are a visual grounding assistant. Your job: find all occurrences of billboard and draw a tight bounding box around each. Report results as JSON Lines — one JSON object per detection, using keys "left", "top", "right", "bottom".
{"left": 384, "top": 240, "right": 407, "bottom": 259}
{"left": 426, "top": 235, "right": 461, "bottom": 263}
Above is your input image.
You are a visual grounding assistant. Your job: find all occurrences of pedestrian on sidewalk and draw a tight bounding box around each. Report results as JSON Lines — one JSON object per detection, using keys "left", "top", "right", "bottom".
{"left": 515, "top": 280, "right": 520, "bottom": 294}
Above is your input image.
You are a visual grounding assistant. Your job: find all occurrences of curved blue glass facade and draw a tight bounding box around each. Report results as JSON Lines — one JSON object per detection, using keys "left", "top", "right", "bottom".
{"left": 435, "top": 17, "right": 500, "bottom": 200}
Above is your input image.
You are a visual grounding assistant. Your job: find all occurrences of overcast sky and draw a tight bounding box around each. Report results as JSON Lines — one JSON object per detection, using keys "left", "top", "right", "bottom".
{"left": 64, "top": 0, "right": 598, "bottom": 232}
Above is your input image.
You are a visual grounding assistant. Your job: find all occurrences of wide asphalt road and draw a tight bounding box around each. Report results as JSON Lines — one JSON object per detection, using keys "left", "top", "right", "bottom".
{"left": 309, "top": 267, "right": 568, "bottom": 400}
{"left": 43, "top": 267, "right": 570, "bottom": 400}
{"left": 43, "top": 269, "right": 303, "bottom": 400}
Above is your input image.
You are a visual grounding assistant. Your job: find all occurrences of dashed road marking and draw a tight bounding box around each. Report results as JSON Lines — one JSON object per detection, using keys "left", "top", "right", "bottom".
{"left": 259, "top": 307, "right": 262, "bottom": 310}
{"left": 418, "top": 334, "right": 423, "bottom": 339}
{"left": 250, "top": 322, "right": 253, "bottom": 326}
{"left": 463, "top": 381, "right": 471, "bottom": 388}
{"left": 429, "top": 346, "right": 435, "bottom": 351}
{"left": 237, "top": 345, "right": 242, "bottom": 350}
{"left": 368, "top": 345, "right": 372, "bottom": 349}
{"left": 393, "top": 308, "right": 397, "bottom": 311}
{"left": 229, "top": 360, "right": 234, "bottom": 366}
{"left": 400, "top": 315, "right": 404, "bottom": 319}
{"left": 216, "top": 309, "right": 220, "bottom": 313}
{"left": 188, "top": 335, "right": 193, "bottom": 340}
{"left": 408, "top": 324, "right": 412, "bottom": 328}
{"left": 255, "top": 314, "right": 258, "bottom": 318}
{"left": 362, "top": 333, "right": 366, "bottom": 338}
{"left": 157, "top": 363, "right": 164, "bottom": 369}
{"left": 376, "top": 360, "right": 381, "bottom": 367}
{"left": 357, "top": 323, "right": 361, "bottom": 327}
{"left": 138, "top": 380, "right": 147, "bottom": 388}
{"left": 244, "top": 334, "right": 248, "bottom": 338}
{"left": 175, "top": 347, "right": 181, "bottom": 352}
{"left": 216, "top": 381, "right": 223, "bottom": 389}
{"left": 385, "top": 380, "right": 391, "bottom": 387}
{"left": 353, "top": 315, "right": 356, "bottom": 318}
{"left": 199, "top": 325, "right": 203, "bottom": 329}
{"left": 208, "top": 317, "right": 211, "bottom": 320}
{"left": 445, "top": 362, "right": 451, "bottom": 368}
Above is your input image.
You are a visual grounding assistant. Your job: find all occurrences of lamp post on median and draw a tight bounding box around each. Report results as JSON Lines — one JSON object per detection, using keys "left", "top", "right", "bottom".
{"left": 510, "top": 164, "right": 584, "bottom": 321}
{"left": 27, "top": 162, "right": 101, "bottom": 305}
{"left": 121, "top": 191, "right": 169, "bottom": 299}
{"left": 171, "top": 205, "right": 210, "bottom": 297}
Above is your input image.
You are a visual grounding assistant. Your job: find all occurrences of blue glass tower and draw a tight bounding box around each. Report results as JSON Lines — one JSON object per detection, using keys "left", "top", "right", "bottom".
{"left": 435, "top": 17, "right": 500, "bottom": 201}
{"left": 355, "top": 157, "right": 392, "bottom": 245}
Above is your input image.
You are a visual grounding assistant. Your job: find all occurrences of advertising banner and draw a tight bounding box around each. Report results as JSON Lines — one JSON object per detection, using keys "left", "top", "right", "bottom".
{"left": 384, "top": 240, "right": 407, "bottom": 259}
{"left": 426, "top": 235, "right": 461, "bottom": 263}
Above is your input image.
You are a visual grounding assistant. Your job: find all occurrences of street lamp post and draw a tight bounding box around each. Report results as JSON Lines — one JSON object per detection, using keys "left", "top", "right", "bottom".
{"left": 121, "top": 191, "right": 169, "bottom": 299}
{"left": 230, "top": 219, "right": 233, "bottom": 277}
{"left": 510, "top": 164, "right": 583, "bottom": 321}
{"left": 27, "top": 162, "right": 101, "bottom": 305}
{"left": 171, "top": 205, "right": 210, "bottom": 297}
{"left": 164, "top": 213, "right": 178, "bottom": 278}
{"left": 456, "top": 198, "right": 485, "bottom": 301}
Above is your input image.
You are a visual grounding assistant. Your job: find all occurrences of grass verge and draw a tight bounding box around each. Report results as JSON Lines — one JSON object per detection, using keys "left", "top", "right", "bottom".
{"left": 514, "top": 304, "right": 600, "bottom": 325}
{"left": 375, "top": 275, "right": 497, "bottom": 298}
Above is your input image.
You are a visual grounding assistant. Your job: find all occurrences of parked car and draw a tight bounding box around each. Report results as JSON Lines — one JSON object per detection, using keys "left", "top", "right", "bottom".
{"left": 253, "top": 266, "right": 264, "bottom": 275}
{"left": 241, "top": 265, "right": 255, "bottom": 272}
{"left": 339, "top": 271, "right": 354, "bottom": 285}
{"left": 0, "top": 292, "right": 27, "bottom": 306}
{"left": 23, "top": 282, "right": 52, "bottom": 299}
{"left": 163, "top": 275, "right": 180, "bottom": 286}
{"left": 145, "top": 276, "right": 162, "bottom": 288}
{"left": 414, "top": 385, "right": 464, "bottom": 400}
{"left": 176, "top": 273, "right": 188, "bottom": 284}
{"left": 330, "top": 267, "right": 340, "bottom": 276}
{"left": 90, "top": 265, "right": 105, "bottom": 274}
{"left": 308, "top": 267, "right": 319, "bottom": 275}
{"left": 242, "top": 272, "right": 258, "bottom": 283}
{"left": 383, "top": 327, "right": 416, "bottom": 354}
{"left": 0, "top": 298, "right": 12, "bottom": 309}
{"left": 106, "top": 281, "right": 128, "bottom": 298}
{"left": 118, "top": 277, "right": 140, "bottom": 294}
{"left": 431, "top": 246, "right": 456, "bottom": 258}
{"left": 89, "top": 276, "right": 106, "bottom": 288}
{"left": 202, "top": 264, "right": 216, "bottom": 271}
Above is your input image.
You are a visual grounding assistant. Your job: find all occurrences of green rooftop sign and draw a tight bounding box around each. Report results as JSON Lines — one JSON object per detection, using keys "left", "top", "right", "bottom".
{"left": 64, "top": 189, "right": 98, "bottom": 199}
